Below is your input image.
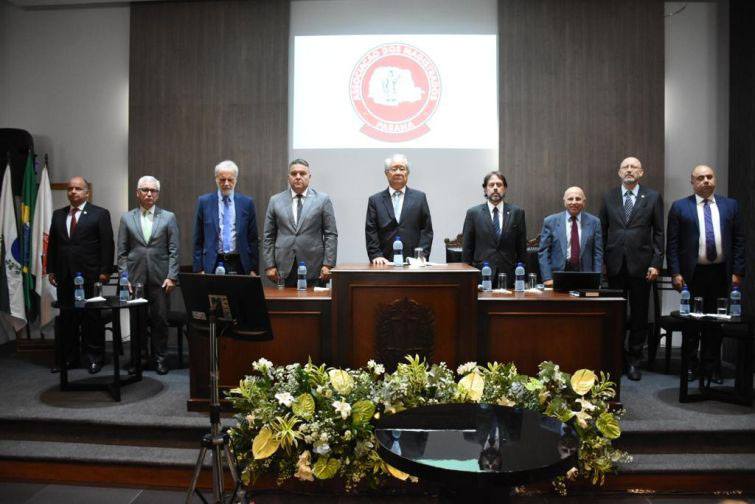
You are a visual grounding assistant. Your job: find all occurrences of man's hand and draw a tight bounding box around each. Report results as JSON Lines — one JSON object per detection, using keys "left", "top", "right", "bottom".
{"left": 732, "top": 274, "right": 743, "bottom": 287}
{"left": 372, "top": 257, "right": 390, "bottom": 265}
{"left": 645, "top": 267, "right": 659, "bottom": 282}
{"left": 265, "top": 267, "right": 279, "bottom": 282}
{"left": 543, "top": 279, "right": 553, "bottom": 287}
{"left": 49, "top": 273, "right": 57, "bottom": 287}
{"left": 249, "top": 271, "right": 258, "bottom": 277}
{"left": 162, "top": 278, "right": 176, "bottom": 293}
{"left": 672, "top": 274, "right": 684, "bottom": 291}
{"left": 99, "top": 273, "right": 110, "bottom": 284}
{"left": 320, "top": 266, "right": 331, "bottom": 282}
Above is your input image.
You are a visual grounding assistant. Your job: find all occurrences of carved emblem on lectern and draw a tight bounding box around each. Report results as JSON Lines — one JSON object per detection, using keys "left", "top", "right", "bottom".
{"left": 375, "top": 297, "right": 435, "bottom": 370}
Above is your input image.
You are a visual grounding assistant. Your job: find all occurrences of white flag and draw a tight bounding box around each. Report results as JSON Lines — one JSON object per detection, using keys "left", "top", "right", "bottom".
{"left": 31, "top": 164, "right": 56, "bottom": 326}
{"left": 0, "top": 163, "right": 27, "bottom": 331}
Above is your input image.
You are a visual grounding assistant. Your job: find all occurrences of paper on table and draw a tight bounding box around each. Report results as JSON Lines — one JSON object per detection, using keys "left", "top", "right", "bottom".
{"left": 313, "top": 286, "right": 330, "bottom": 292}
{"left": 85, "top": 296, "right": 106, "bottom": 303}
{"left": 127, "top": 298, "right": 148, "bottom": 305}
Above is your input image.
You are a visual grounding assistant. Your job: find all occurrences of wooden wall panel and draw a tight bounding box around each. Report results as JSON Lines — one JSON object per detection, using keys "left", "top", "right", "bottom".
{"left": 129, "top": 0, "right": 289, "bottom": 268}
{"left": 499, "top": 0, "right": 664, "bottom": 234}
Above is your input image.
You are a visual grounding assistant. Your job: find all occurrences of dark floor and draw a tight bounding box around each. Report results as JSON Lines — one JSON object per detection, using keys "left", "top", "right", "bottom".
{"left": 0, "top": 483, "right": 753, "bottom": 504}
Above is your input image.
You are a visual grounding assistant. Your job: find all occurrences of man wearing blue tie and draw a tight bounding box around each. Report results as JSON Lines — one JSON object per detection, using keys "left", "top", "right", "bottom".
{"left": 667, "top": 165, "right": 745, "bottom": 382}
{"left": 192, "top": 160, "right": 259, "bottom": 275}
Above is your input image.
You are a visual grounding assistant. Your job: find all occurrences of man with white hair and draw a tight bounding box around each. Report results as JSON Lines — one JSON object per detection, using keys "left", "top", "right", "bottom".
{"left": 192, "top": 160, "right": 259, "bottom": 275}
{"left": 365, "top": 154, "right": 433, "bottom": 264}
{"left": 117, "top": 175, "right": 179, "bottom": 375}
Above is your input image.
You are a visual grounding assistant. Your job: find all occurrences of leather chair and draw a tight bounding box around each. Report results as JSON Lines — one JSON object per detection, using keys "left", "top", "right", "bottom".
{"left": 648, "top": 270, "right": 684, "bottom": 373}
{"left": 444, "top": 234, "right": 463, "bottom": 263}
{"left": 166, "top": 265, "right": 194, "bottom": 368}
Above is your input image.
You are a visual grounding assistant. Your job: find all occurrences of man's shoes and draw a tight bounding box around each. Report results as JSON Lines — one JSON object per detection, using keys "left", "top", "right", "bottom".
{"left": 626, "top": 365, "right": 641, "bottom": 381}
{"left": 687, "top": 369, "right": 699, "bottom": 382}
{"left": 88, "top": 361, "right": 103, "bottom": 375}
{"left": 155, "top": 358, "right": 170, "bottom": 376}
{"left": 711, "top": 369, "right": 724, "bottom": 385}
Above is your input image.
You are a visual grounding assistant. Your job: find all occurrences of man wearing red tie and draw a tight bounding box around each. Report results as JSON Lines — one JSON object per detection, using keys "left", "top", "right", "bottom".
{"left": 47, "top": 176, "right": 114, "bottom": 374}
{"left": 666, "top": 165, "right": 745, "bottom": 383}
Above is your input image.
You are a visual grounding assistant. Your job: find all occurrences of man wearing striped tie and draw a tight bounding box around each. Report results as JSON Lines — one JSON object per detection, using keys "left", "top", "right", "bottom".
{"left": 666, "top": 165, "right": 745, "bottom": 383}
{"left": 600, "top": 157, "right": 665, "bottom": 381}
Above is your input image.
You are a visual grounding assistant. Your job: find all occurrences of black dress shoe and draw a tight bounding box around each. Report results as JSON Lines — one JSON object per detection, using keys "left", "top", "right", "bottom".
{"left": 88, "top": 362, "right": 103, "bottom": 375}
{"left": 155, "top": 359, "right": 169, "bottom": 376}
{"left": 711, "top": 370, "right": 724, "bottom": 385}
{"left": 626, "top": 365, "right": 641, "bottom": 381}
{"left": 687, "top": 369, "right": 699, "bottom": 382}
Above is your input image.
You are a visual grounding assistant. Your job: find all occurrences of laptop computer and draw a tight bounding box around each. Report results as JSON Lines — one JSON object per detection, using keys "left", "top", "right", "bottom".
{"left": 552, "top": 271, "right": 601, "bottom": 292}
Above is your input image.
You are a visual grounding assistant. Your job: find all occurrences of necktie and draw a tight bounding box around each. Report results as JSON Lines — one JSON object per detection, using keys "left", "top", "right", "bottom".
{"left": 69, "top": 207, "right": 78, "bottom": 237}
{"left": 492, "top": 206, "right": 501, "bottom": 237}
{"left": 703, "top": 199, "right": 717, "bottom": 261}
{"left": 569, "top": 216, "right": 580, "bottom": 269}
{"left": 623, "top": 190, "right": 634, "bottom": 223}
{"left": 142, "top": 209, "right": 152, "bottom": 242}
{"left": 393, "top": 191, "right": 402, "bottom": 222}
{"left": 222, "top": 196, "right": 232, "bottom": 253}
{"left": 295, "top": 194, "right": 303, "bottom": 226}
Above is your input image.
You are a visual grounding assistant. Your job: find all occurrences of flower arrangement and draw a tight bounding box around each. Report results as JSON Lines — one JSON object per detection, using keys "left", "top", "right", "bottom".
{"left": 227, "top": 355, "right": 630, "bottom": 493}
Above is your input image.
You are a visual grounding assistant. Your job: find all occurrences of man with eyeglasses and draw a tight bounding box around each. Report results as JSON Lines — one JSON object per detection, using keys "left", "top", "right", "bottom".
{"left": 365, "top": 154, "right": 433, "bottom": 264}
{"left": 117, "top": 176, "right": 179, "bottom": 375}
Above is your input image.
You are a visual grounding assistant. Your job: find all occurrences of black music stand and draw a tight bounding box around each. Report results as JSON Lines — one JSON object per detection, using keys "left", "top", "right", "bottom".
{"left": 179, "top": 273, "right": 273, "bottom": 504}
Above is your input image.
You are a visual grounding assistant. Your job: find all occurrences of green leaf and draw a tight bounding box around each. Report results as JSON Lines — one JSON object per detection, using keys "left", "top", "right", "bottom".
{"left": 595, "top": 412, "right": 621, "bottom": 440}
{"left": 313, "top": 456, "right": 341, "bottom": 480}
{"left": 252, "top": 426, "right": 280, "bottom": 459}
{"left": 291, "top": 393, "right": 315, "bottom": 419}
{"left": 570, "top": 369, "right": 597, "bottom": 396}
{"left": 524, "top": 377, "right": 543, "bottom": 391}
{"left": 351, "top": 400, "right": 376, "bottom": 425}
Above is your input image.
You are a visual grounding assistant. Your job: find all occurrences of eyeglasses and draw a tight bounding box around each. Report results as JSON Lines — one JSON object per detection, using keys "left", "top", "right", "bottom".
{"left": 388, "top": 166, "right": 408, "bottom": 173}
{"left": 138, "top": 188, "right": 159, "bottom": 194}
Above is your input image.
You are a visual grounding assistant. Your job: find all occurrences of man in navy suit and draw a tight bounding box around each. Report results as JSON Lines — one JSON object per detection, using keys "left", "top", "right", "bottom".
{"left": 48, "top": 176, "right": 114, "bottom": 374}
{"left": 538, "top": 186, "right": 603, "bottom": 286}
{"left": 600, "top": 156, "right": 664, "bottom": 381}
{"left": 462, "top": 171, "right": 527, "bottom": 288}
{"left": 365, "top": 154, "right": 433, "bottom": 264}
{"left": 192, "top": 160, "right": 258, "bottom": 275}
{"left": 667, "top": 164, "right": 745, "bottom": 382}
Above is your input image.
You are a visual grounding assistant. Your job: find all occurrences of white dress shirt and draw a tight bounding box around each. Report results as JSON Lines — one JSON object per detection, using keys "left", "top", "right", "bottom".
{"left": 487, "top": 201, "right": 503, "bottom": 230}
{"left": 565, "top": 211, "right": 582, "bottom": 250}
{"left": 695, "top": 193, "right": 724, "bottom": 264}
{"left": 621, "top": 184, "right": 640, "bottom": 206}
{"left": 291, "top": 188, "right": 309, "bottom": 225}
{"left": 217, "top": 190, "right": 237, "bottom": 253}
{"left": 390, "top": 187, "right": 405, "bottom": 222}
{"left": 66, "top": 202, "right": 87, "bottom": 237}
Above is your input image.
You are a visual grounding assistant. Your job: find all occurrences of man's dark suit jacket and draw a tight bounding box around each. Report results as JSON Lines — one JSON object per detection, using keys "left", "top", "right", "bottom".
{"left": 192, "top": 192, "right": 259, "bottom": 274}
{"left": 462, "top": 202, "right": 527, "bottom": 277}
{"left": 365, "top": 187, "right": 433, "bottom": 261}
{"left": 599, "top": 186, "right": 664, "bottom": 278}
{"left": 47, "top": 202, "right": 114, "bottom": 284}
{"left": 666, "top": 194, "right": 745, "bottom": 282}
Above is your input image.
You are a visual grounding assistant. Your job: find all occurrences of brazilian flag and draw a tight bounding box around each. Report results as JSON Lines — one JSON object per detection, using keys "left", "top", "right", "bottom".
{"left": 21, "top": 152, "right": 37, "bottom": 309}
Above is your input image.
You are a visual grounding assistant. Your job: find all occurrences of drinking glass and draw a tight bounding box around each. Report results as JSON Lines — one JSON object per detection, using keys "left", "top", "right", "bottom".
{"left": 93, "top": 282, "right": 103, "bottom": 298}
{"left": 717, "top": 297, "right": 729, "bottom": 315}
{"left": 276, "top": 273, "right": 285, "bottom": 289}
{"left": 498, "top": 273, "right": 507, "bottom": 290}
{"left": 693, "top": 297, "right": 704, "bottom": 314}
{"left": 133, "top": 282, "right": 143, "bottom": 300}
{"left": 414, "top": 247, "right": 426, "bottom": 265}
{"left": 528, "top": 273, "right": 538, "bottom": 290}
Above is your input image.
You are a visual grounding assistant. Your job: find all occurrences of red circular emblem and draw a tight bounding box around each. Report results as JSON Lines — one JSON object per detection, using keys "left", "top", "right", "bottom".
{"left": 350, "top": 43, "right": 441, "bottom": 142}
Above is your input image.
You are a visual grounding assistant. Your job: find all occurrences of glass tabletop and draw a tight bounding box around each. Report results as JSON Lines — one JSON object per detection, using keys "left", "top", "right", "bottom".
{"left": 54, "top": 296, "right": 149, "bottom": 311}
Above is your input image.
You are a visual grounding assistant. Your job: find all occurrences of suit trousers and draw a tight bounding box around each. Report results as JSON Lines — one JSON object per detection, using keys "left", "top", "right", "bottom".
{"left": 57, "top": 280, "right": 104, "bottom": 365}
{"left": 608, "top": 263, "right": 651, "bottom": 366}
{"left": 131, "top": 283, "right": 169, "bottom": 359}
{"left": 685, "top": 263, "right": 728, "bottom": 370}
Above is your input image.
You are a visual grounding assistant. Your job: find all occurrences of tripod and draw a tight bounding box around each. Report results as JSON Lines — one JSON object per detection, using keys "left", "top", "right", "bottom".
{"left": 185, "top": 309, "right": 245, "bottom": 504}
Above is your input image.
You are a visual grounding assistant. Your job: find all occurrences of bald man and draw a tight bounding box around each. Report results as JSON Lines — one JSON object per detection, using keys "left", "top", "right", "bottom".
{"left": 48, "top": 176, "right": 114, "bottom": 374}
{"left": 667, "top": 165, "right": 745, "bottom": 382}
{"left": 600, "top": 157, "right": 664, "bottom": 381}
{"left": 538, "top": 187, "right": 603, "bottom": 286}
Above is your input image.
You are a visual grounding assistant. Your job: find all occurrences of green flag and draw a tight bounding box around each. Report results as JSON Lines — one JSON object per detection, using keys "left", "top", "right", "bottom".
{"left": 21, "top": 152, "right": 37, "bottom": 309}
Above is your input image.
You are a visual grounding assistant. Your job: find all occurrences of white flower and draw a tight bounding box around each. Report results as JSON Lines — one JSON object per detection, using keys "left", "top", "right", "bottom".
{"left": 294, "top": 450, "right": 314, "bottom": 482}
{"left": 253, "top": 358, "right": 273, "bottom": 377}
{"left": 343, "top": 430, "right": 353, "bottom": 441}
{"left": 457, "top": 361, "right": 478, "bottom": 375}
{"left": 367, "top": 360, "right": 385, "bottom": 375}
{"left": 333, "top": 400, "right": 352, "bottom": 420}
{"left": 275, "top": 392, "right": 294, "bottom": 407}
{"left": 314, "top": 442, "right": 331, "bottom": 455}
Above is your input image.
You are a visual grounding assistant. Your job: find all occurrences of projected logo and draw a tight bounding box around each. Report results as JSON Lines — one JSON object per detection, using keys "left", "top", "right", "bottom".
{"left": 350, "top": 43, "right": 441, "bottom": 142}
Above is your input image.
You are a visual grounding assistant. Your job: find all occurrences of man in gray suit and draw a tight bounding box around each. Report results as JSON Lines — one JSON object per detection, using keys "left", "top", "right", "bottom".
{"left": 538, "top": 186, "right": 603, "bottom": 286}
{"left": 117, "top": 175, "right": 180, "bottom": 374}
{"left": 263, "top": 159, "right": 338, "bottom": 286}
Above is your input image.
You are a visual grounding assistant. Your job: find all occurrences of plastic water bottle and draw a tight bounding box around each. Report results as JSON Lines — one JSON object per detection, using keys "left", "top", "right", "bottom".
{"left": 393, "top": 236, "right": 404, "bottom": 266}
{"left": 74, "top": 272, "right": 85, "bottom": 307}
{"left": 297, "top": 261, "right": 307, "bottom": 291}
{"left": 214, "top": 261, "right": 226, "bottom": 275}
{"left": 119, "top": 272, "right": 129, "bottom": 302}
{"left": 514, "top": 262, "right": 526, "bottom": 292}
{"left": 679, "top": 284, "right": 690, "bottom": 315}
{"left": 730, "top": 286, "right": 741, "bottom": 317}
{"left": 481, "top": 261, "right": 492, "bottom": 292}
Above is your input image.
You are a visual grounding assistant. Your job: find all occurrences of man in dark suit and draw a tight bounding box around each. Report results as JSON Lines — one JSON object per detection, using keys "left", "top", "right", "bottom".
{"left": 462, "top": 171, "right": 527, "bottom": 288}
{"left": 192, "top": 160, "right": 258, "bottom": 275}
{"left": 599, "top": 156, "right": 664, "bottom": 381}
{"left": 117, "top": 175, "right": 179, "bottom": 374}
{"left": 667, "top": 164, "right": 745, "bottom": 382}
{"left": 47, "top": 176, "right": 114, "bottom": 374}
{"left": 539, "top": 186, "right": 603, "bottom": 286}
{"left": 365, "top": 154, "right": 433, "bottom": 264}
